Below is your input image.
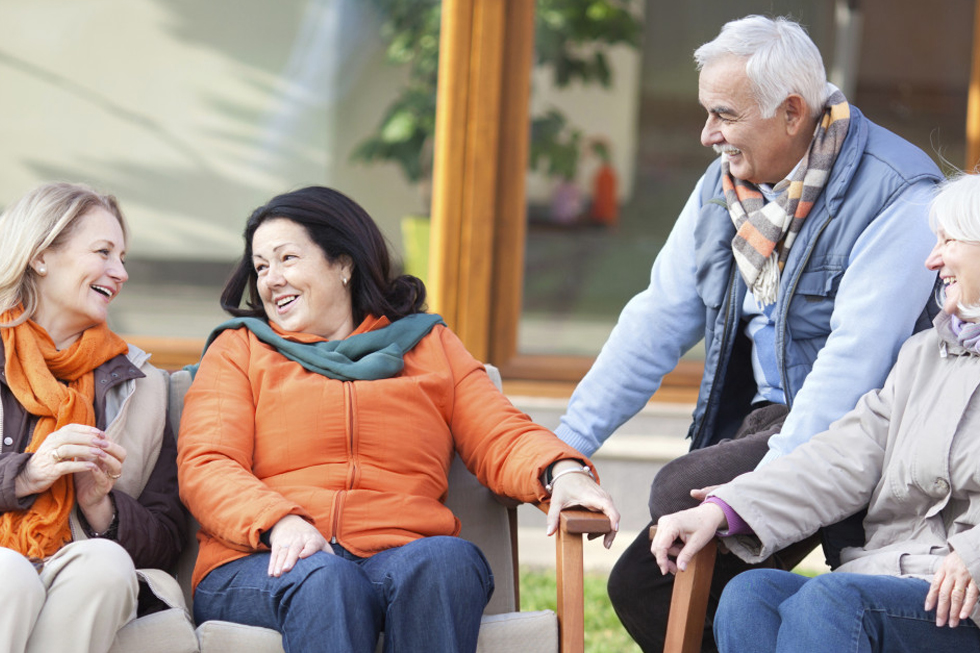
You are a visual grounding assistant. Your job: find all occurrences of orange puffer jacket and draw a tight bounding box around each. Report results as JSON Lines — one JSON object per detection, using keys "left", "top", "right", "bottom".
{"left": 177, "top": 315, "right": 594, "bottom": 589}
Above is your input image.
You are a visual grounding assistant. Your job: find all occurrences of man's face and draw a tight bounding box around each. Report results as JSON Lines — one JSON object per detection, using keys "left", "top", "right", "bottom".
{"left": 698, "top": 56, "right": 799, "bottom": 185}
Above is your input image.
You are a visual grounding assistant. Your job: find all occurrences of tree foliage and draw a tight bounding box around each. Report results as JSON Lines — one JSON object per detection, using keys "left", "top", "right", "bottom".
{"left": 351, "top": 0, "right": 641, "bottom": 185}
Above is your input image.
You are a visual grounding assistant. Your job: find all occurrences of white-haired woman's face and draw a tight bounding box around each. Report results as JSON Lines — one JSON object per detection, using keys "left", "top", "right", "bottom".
{"left": 926, "top": 226, "right": 980, "bottom": 321}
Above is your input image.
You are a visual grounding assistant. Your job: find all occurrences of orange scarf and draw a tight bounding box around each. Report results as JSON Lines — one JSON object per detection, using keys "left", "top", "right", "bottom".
{"left": 0, "top": 308, "right": 128, "bottom": 560}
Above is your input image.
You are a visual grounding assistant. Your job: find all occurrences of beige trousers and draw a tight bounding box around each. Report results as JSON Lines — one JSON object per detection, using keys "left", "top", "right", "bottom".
{"left": 0, "top": 539, "right": 139, "bottom": 653}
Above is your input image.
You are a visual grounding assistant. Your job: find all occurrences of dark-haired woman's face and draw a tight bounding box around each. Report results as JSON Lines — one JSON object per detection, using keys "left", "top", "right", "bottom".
{"left": 252, "top": 218, "right": 354, "bottom": 339}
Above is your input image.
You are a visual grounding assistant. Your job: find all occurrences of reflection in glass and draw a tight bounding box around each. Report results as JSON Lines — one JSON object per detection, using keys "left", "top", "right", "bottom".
{"left": 0, "top": 0, "right": 423, "bottom": 340}
{"left": 520, "top": 0, "right": 971, "bottom": 359}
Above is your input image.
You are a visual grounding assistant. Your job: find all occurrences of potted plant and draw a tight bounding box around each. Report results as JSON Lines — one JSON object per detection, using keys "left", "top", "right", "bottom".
{"left": 351, "top": 0, "right": 641, "bottom": 269}
{"left": 529, "top": 109, "right": 583, "bottom": 224}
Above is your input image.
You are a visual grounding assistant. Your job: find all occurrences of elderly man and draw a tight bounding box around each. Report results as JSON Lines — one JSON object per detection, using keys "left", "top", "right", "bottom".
{"left": 555, "top": 15, "right": 942, "bottom": 652}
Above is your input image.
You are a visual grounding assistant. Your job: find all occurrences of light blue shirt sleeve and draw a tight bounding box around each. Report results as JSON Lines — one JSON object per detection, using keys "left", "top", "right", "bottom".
{"left": 555, "top": 176, "right": 709, "bottom": 456}
{"left": 760, "top": 178, "right": 938, "bottom": 465}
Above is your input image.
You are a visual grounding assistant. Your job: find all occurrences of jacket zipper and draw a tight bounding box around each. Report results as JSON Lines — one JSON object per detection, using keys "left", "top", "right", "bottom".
{"left": 331, "top": 382, "right": 357, "bottom": 544}
{"left": 776, "top": 213, "right": 834, "bottom": 407}
{"left": 693, "top": 265, "right": 739, "bottom": 448}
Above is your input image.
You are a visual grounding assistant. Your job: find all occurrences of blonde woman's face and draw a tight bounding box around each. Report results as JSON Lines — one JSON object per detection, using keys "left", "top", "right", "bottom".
{"left": 32, "top": 207, "right": 128, "bottom": 348}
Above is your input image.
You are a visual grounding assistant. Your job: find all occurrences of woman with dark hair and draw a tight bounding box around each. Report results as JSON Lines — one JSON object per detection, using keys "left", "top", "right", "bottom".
{"left": 219, "top": 185, "right": 424, "bottom": 325}
{"left": 177, "top": 186, "right": 620, "bottom": 653}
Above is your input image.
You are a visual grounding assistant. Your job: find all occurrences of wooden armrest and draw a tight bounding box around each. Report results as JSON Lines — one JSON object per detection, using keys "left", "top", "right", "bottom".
{"left": 532, "top": 505, "right": 611, "bottom": 653}
{"left": 649, "top": 526, "right": 718, "bottom": 653}
{"left": 533, "top": 503, "right": 612, "bottom": 533}
{"left": 559, "top": 507, "right": 613, "bottom": 535}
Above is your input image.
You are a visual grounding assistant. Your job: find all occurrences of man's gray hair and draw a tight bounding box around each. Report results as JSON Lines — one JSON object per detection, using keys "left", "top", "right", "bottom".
{"left": 694, "top": 15, "right": 828, "bottom": 119}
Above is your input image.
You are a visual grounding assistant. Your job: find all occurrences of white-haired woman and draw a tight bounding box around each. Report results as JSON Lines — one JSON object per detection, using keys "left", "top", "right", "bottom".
{"left": 0, "top": 182, "right": 185, "bottom": 653}
{"left": 653, "top": 172, "right": 980, "bottom": 652}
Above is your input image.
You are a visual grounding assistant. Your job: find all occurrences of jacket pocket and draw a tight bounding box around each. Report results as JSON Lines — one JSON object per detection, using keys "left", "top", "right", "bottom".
{"left": 787, "top": 264, "right": 844, "bottom": 339}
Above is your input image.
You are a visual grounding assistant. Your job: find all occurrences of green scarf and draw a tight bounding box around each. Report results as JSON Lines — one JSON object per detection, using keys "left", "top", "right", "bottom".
{"left": 187, "top": 313, "right": 445, "bottom": 381}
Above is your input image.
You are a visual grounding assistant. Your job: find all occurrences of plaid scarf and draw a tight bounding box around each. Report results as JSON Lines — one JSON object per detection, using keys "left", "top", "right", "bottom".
{"left": 722, "top": 88, "right": 850, "bottom": 307}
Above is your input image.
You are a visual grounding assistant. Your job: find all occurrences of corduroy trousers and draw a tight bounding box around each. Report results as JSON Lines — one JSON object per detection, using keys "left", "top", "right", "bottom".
{"left": 0, "top": 538, "right": 139, "bottom": 653}
{"left": 607, "top": 404, "right": 789, "bottom": 653}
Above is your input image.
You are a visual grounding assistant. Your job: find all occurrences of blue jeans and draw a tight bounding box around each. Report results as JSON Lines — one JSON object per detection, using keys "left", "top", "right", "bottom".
{"left": 194, "top": 536, "right": 494, "bottom": 653}
{"left": 714, "top": 569, "right": 980, "bottom": 653}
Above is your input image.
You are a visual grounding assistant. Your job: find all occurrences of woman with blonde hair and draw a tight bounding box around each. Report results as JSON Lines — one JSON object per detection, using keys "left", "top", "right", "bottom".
{"left": 0, "top": 182, "right": 185, "bottom": 653}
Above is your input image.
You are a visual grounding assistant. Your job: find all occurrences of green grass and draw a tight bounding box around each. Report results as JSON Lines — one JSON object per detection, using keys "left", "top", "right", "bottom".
{"left": 519, "top": 562, "right": 825, "bottom": 652}
{"left": 520, "top": 566, "right": 641, "bottom": 653}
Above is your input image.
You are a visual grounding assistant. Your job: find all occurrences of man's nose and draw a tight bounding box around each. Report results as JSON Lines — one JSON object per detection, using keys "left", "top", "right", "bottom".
{"left": 701, "top": 116, "right": 723, "bottom": 147}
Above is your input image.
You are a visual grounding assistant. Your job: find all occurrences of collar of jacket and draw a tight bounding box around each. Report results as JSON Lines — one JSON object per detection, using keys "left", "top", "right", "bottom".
{"left": 189, "top": 312, "right": 446, "bottom": 382}
{"left": 933, "top": 311, "right": 980, "bottom": 358}
{"left": 0, "top": 338, "right": 144, "bottom": 404}
{"left": 817, "top": 104, "right": 867, "bottom": 220}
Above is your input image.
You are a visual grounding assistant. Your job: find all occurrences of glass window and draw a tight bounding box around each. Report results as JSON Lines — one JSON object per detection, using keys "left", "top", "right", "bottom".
{"left": 0, "top": 0, "right": 428, "bottom": 339}
{"left": 517, "top": 0, "right": 970, "bottom": 362}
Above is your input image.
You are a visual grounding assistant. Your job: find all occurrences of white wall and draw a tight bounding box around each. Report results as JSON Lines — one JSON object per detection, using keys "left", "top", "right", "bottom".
{"left": 0, "top": 0, "right": 416, "bottom": 261}
{"left": 527, "top": 41, "right": 643, "bottom": 203}
{"left": 0, "top": 0, "right": 644, "bottom": 262}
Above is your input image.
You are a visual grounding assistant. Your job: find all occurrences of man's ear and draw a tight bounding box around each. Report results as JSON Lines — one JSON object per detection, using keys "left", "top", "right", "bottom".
{"left": 782, "top": 94, "right": 809, "bottom": 136}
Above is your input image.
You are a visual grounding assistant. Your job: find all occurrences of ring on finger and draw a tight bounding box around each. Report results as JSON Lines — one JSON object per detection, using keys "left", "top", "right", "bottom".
{"left": 107, "top": 471, "right": 122, "bottom": 480}
{"left": 52, "top": 447, "right": 64, "bottom": 462}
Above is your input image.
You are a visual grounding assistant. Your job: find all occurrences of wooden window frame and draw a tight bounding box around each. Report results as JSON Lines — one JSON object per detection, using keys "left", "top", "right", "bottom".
{"left": 969, "top": 0, "right": 980, "bottom": 168}
{"left": 428, "top": 0, "right": 700, "bottom": 390}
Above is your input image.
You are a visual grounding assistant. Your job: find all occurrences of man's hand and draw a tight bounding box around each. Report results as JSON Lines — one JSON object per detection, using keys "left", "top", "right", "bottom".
{"left": 651, "top": 503, "right": 726, "bottom": 575}
{"left": 689, "top": 485, "right": 721, "bottom": 502}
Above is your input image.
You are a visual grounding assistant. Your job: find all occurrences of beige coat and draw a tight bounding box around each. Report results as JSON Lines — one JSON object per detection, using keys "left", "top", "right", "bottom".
{"left": 713, "top": 313, "right": 980, "bottom": 618}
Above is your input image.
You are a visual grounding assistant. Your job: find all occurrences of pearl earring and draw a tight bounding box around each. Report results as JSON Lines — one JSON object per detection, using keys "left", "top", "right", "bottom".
{"left": 36, "top": 265, "right": 46, "bottom": 276}
{"left": 342, "top": 277, "right": 349, "bottom": 287}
